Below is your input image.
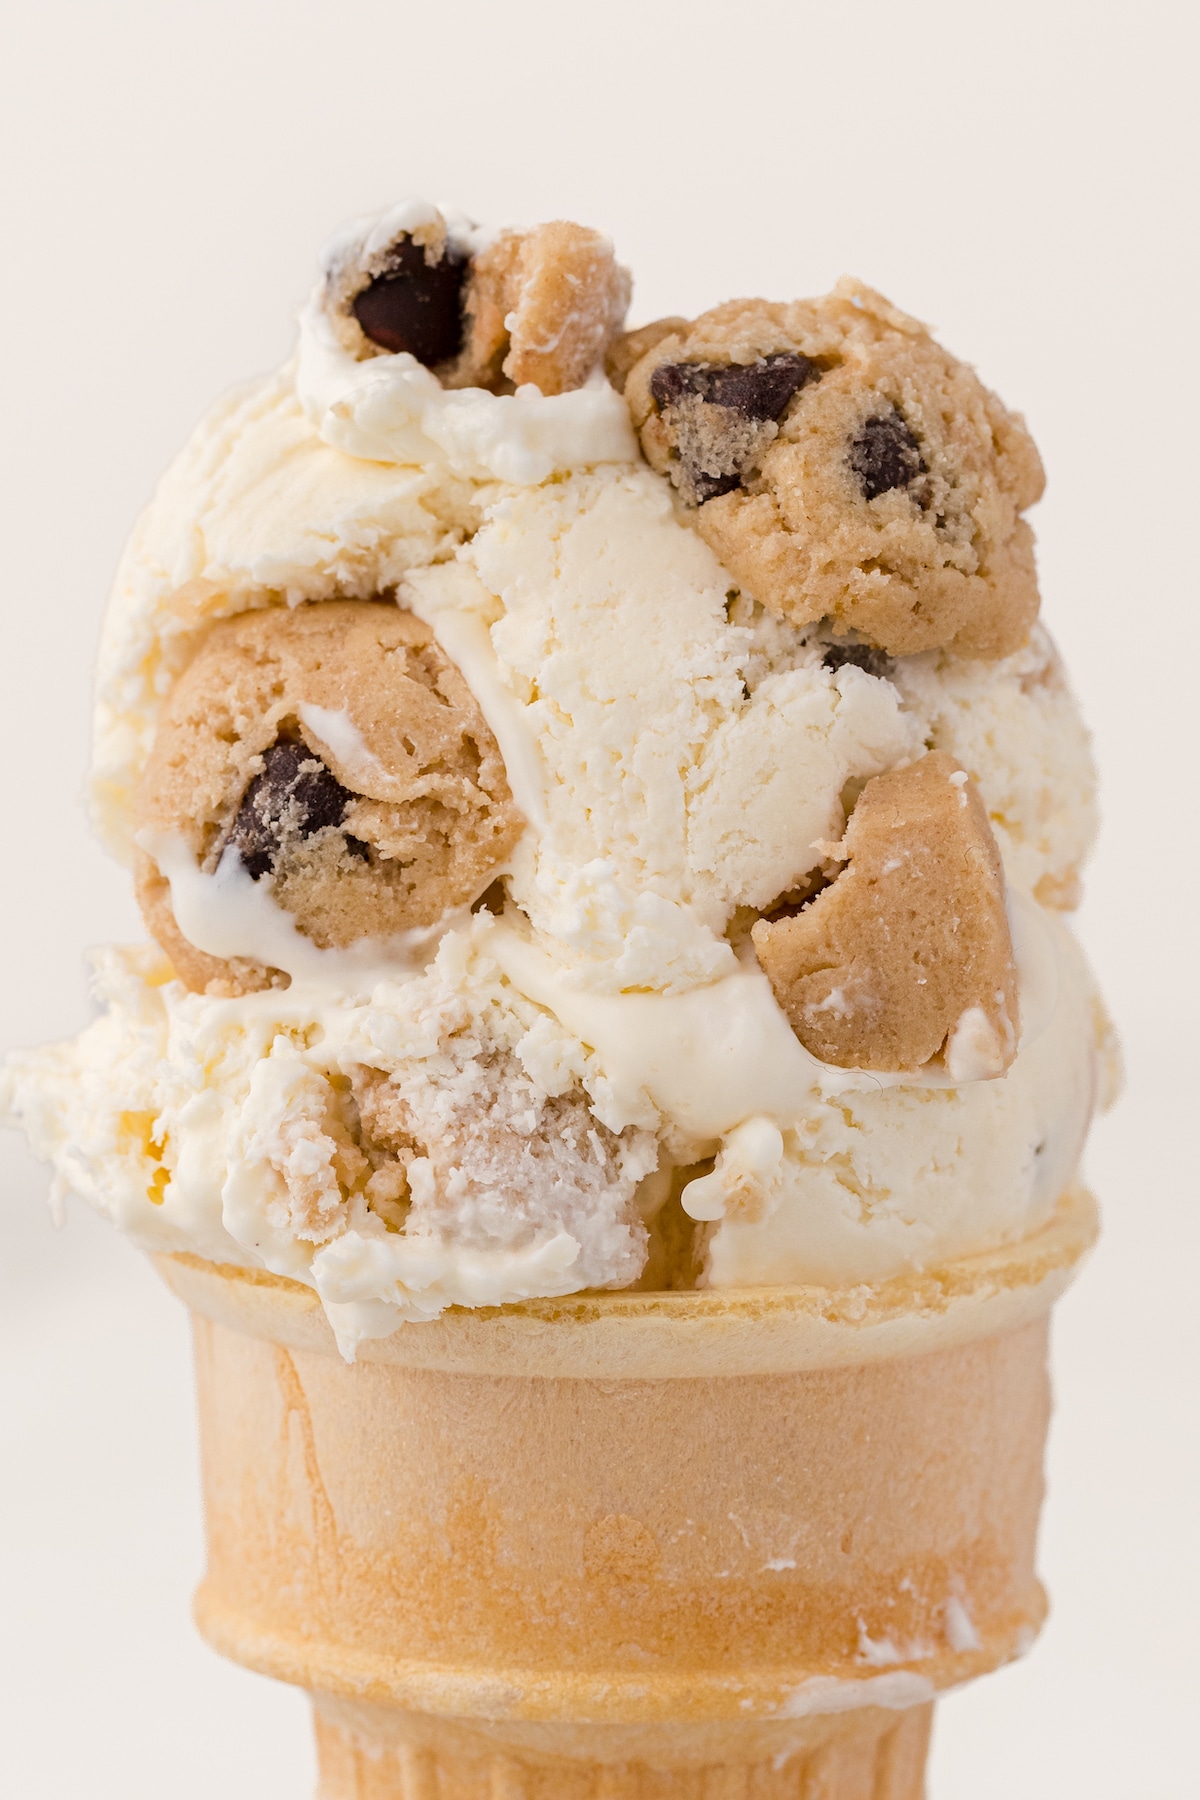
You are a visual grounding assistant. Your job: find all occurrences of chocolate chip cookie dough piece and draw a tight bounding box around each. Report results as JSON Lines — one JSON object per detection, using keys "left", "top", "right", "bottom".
{"left": 454, "top": 221, "right": 632, "bottom": 395}
{"left": 324, "top": 207, "right": 631, "bottom": 397}
{"left": 751, "top": 751, "right": 1019, "bottom": 1074}
{"left": 135, "top": 600, "right": 523, "bottom": 993}
{"left": 622, "top": 282, "right": 1044, "bottom": 659}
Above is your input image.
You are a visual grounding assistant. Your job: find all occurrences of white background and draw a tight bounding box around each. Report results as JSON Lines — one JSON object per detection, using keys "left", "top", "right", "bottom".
{"left": 1, "top": 1, "right": 1197, "bottom": 1793}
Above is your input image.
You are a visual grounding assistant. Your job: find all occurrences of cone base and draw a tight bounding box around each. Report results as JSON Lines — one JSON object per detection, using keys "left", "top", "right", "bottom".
{"left": 312, "top": 1695, "right": 933, "bottom": 1799}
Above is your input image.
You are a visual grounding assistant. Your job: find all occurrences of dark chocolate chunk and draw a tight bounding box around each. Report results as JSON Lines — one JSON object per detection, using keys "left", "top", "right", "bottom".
{"left": 227, "top": 742, "right": 364, "bottom": 880}
{"left": 848, "top": 410, "right": 926, "bottom": 501}
{"left": 470, "top": 877, "right": 508, "bottom": 915}
{"left": 351, "top": 237, "right": 467, "bottom": 364}
{"left": 691, "top": 468, "right": 745, "bottom": 503}
{"left": 821, "top": 642, "right": 894, "bottom": 679}
{"left": 650, "top": 354, "right": 819, "bottom": 505}
{"left": 650, "top": 352, "right": 817, "bottom": 422}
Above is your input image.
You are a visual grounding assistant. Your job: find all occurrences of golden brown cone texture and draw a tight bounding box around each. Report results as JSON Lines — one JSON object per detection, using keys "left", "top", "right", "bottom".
{"left": 311, "top": 1696, "right": 934, "bottom": 1798}
{"left": 189, "top": 1309, "right": 1047, "bottom": 1705}
{"left": 158, "top": 1202, "right": 1098, "bottom": 1796}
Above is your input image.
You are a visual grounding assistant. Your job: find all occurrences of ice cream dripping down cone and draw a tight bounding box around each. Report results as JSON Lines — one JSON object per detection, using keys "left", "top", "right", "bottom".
{"left": 155, "top": 1186, "right": 1096, "bottom": 1799}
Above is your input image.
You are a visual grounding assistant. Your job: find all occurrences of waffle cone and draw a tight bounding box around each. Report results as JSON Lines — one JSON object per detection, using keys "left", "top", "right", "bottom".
{"left": 155, "top": 1186, "right": 1096, "bottom": 1799}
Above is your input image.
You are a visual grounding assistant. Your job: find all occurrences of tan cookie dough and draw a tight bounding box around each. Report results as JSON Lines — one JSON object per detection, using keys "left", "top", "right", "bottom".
{"left": 325, "top": 210, "right": 630, "bottom": 398}
{"left": 751, "top": 751, "right": 1019, "bottom": 1074}
{"left": 622, "top": 282, "right": 1044, "bottom": 659}
{"left": 135, "top": 600, "right": 523, "bottom": 993}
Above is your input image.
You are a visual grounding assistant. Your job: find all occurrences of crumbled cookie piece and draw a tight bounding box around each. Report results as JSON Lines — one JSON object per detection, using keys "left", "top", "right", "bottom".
{"left": 135, "top": 601, "right": 523, "bottom": 994}
{"left": 751, "top": 751, "right": 1019, "bottom": 1073}
{"left": 324, "top": 206, "right": 630, "bottom": 397}
{"left": 624, "top": 282, "right": 1044, "bottom": 659}
{"left": 450, "top": 220, "right": 632, "bottom": 396}
{"left": 351, "top": 1055, "right": 651, "bottom": 1292}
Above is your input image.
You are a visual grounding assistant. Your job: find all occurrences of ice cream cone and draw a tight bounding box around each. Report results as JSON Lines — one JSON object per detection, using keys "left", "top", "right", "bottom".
{"left": 153, "top": 1184, "right": 1095, "bottom": 1798}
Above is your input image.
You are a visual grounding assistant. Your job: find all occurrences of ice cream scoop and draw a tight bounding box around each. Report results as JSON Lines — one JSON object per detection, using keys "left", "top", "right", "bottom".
{"left": 5, "top": 197, "right": 1107, "bottom": 1332}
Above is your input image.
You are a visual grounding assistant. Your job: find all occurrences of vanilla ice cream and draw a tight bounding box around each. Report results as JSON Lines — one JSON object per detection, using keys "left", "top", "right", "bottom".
{"left": 2, "top": 200, "right": 1112, "bottom": 1355}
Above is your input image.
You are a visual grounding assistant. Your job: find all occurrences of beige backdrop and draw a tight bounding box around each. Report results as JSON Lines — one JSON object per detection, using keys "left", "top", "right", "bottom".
{"left": 1, "top": 0, "right": 1196, "bottom": 1795}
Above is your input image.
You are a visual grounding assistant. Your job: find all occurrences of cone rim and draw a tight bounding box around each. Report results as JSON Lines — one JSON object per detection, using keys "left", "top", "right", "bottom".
{"left": 155, "top": 1185, "right": 1096, "bottom": 1374}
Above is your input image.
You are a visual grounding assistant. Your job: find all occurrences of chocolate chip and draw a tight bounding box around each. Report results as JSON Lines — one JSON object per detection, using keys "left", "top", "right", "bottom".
{"left": 470, "top": 877, "right": 508, "bottom": 916}
{"left": 848, "top": 410, "right": 926, "bottom": 501}
{"left": 351, "top": 237, "right": 467, "bottom": 364}
{"left": 650, "top": 352, "right": 817, "bottom": 422}
{"left": 822, "top": 642, "right": 894, "bottom": 679}
{"left": 227, "top": 742, "right": 365, "bottom": 880}
{"left": 691, "top": 468, "right": 745, "bottom": 503}
{"left": 650, "top": 354, "right": 819, "bottom": 505}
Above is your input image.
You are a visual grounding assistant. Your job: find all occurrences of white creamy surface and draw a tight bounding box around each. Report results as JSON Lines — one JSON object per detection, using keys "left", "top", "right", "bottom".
{"left": 296, "top": 703, "right": 391, "bottom": 790}
{"left": 319, "top": 198, "right": 488, "bottom": 275}
{"left": 4, "top": 202, "right": 1111, "bottom": 1337}
{"left": 774, "top": 1672, "right": 936, "bottom": 1718}
{"left": 399, "top": 561, "right": 549, "bottom": 831}
{"left": 468, "top": 467, "right": 924, "bottom": 990}
{"left": 296, "top": 307, "right": 638, "bottom": 481}
{"left": 139, "top": 829, "right": 474, "bottom": 989}
{"left": 1, "top": 891, "right": 1101, "bottom": 1342}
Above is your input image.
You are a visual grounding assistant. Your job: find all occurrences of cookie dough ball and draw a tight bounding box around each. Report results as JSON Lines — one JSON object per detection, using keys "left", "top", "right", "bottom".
{"left": 323, "top": 205, "right": 631, "bottom": 398}
{"left": 135, "top": 601, "right": 524, "bottom": 994}
{"left": 622, "top": 282, "right": 1044, "bottom": 659}
{"left": 751, "top": 752, "right": 1019, "bottom": 1074}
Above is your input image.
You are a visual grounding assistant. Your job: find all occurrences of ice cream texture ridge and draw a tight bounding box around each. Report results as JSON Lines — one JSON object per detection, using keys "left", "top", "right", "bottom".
{"left": 2, "top": 198, "right": 1116, "bottom": 1356}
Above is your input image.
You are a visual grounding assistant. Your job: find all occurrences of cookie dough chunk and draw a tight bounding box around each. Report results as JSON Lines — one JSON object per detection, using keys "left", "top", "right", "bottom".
{"left": 624, "top": 282, "right": 1044, "bottom": 659}
{"left": 454, "top": 221, "right": 632, "bottom": 395}
{"left": 751, "top": 751, "right": 1019, "bottom": 1074}
{"left": 325, "top": 207, "right": 631, "bottom": 397}
{"left": 135, "top": 601, "right": 524, "bottom": 994}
